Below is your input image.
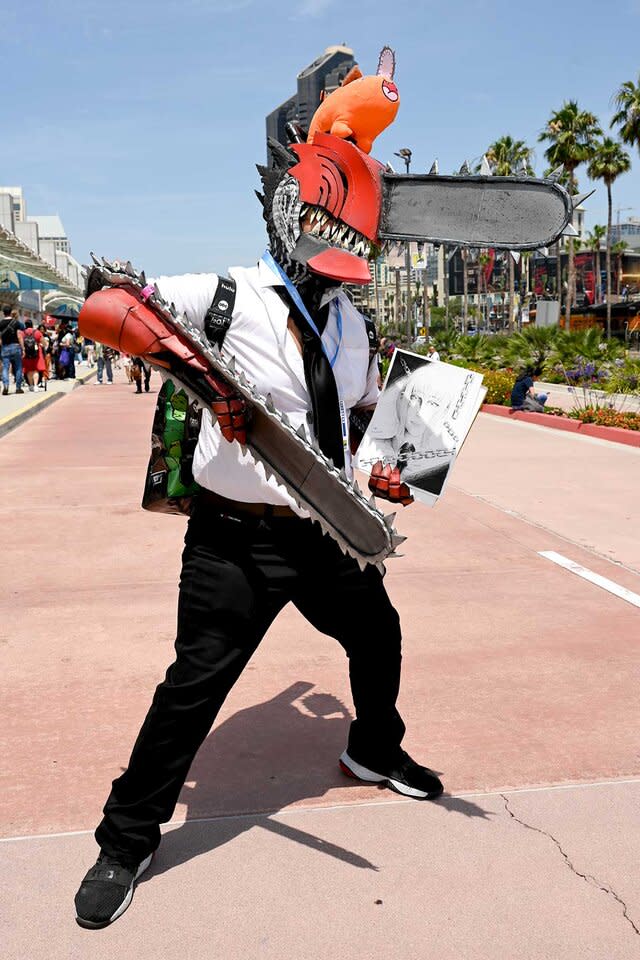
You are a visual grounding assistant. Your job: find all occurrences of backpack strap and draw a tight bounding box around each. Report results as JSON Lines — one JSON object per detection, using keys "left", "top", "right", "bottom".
{"left": 204, "top": 276, "right": 237, "bottom": 350}
{"left": 362, "top": 314, "right": 379, "bottom": 356}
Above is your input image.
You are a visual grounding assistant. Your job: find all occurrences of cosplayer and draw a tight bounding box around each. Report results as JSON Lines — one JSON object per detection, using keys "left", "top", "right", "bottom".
{"left": 74, "top": 47, "right": 577, "bottom": 928}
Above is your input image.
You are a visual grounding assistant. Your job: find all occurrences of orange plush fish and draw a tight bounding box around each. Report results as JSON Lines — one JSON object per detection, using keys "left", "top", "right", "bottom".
{"left": 307, "top": 46, "right": 399, "bottom": 155}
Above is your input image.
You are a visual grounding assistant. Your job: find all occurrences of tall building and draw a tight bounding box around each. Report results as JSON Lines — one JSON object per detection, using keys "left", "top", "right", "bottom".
{"left": 0, "top": 187, "right": 26, "bottom": 230}
{"left": 265, "top": 44, "right": 355, "bottom": 152}
{"left": 611, "top": 219, "right": 640, "bottom": 250}
{"left": 28, "top": 215, "right": 70, "bottom": 254}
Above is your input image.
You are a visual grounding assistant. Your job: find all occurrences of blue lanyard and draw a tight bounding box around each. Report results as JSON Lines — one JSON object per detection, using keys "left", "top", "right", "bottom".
{"left": 262, "top": 251, "right": 351, "bottom": 465}
{"left": 262, "top": 251, "right": 342, "bottom": 368}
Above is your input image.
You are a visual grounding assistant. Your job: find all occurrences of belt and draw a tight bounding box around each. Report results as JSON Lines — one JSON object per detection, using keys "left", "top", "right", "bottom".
{"left": 199, "top": 490, "right": 298, "bottom": 519}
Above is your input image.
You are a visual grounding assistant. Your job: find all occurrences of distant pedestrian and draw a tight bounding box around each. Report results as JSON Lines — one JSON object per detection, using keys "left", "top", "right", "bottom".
{"left": 427, "top": 345, "right": 440, "bottom": 362}
{"left": 37, "top": 325, "right": 51, "bottom": 388}
{"left": 1, "top": 306, "right": 25, "bottom": 395}
{"left": 132, "top": 357, "right": 151, "bottom": 393}
{"left": 95, "top": 343, "right": 114, "bottom": 384}
{"left": 57, "top": 326, "right": 75, "bottom": 380}
{"left": 22, "top": 324, "right": 46, "bottom": 392}
{"left": 379, "top": 336, "right": 396, "bottom": 360}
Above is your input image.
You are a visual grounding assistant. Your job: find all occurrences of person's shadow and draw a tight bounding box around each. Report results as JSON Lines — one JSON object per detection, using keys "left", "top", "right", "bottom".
{"left": 144, "top": 681, "right": 379, "bottom": 878}
{"left": 141, "top": 680, "right": 493, "bottom": 882}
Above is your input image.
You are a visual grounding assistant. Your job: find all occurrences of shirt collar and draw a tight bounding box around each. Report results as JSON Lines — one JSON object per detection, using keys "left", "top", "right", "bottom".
{"left": 257, "top": 255, "right": 285, "bottom": 288}
{"left": 257, "top": 255, "right": 342, "bottom": 306}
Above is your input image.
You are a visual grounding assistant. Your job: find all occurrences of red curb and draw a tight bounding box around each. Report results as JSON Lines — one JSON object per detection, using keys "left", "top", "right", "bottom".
{"left": 481, "top": 404, "right": 640, "bottom": 448}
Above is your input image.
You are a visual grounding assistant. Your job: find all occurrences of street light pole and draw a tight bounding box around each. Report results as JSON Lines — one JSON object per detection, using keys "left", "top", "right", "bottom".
{"left": 394, "top": 148, "right": 413, "bottom": 341}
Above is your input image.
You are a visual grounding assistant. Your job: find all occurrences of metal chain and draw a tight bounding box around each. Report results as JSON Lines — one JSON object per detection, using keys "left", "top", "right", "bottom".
{"left": 451, "top": 373, "right": 474, "bottom": 421}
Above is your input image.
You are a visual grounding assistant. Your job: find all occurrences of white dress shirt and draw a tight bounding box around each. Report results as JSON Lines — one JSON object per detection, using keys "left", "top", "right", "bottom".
{"left": 154, "top": 256, "right": 379, "bottom": 513}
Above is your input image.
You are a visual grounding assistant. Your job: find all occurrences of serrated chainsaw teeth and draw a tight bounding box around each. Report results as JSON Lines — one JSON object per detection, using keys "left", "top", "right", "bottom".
{"left": 89, "top": 257, "right": 399, "bottom": 566}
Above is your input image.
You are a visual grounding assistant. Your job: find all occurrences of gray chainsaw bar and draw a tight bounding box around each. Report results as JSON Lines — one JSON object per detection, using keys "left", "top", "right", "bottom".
{"left": 86, "top": 257, "right": 404, "bottom": 570}
{"left": 380, "top": 173, "right": 574, "bottom": 250}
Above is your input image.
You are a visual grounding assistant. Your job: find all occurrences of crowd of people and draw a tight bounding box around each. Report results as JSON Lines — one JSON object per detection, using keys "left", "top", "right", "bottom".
{"left": 0, "top": 305, "right": 152, "bottom": 395}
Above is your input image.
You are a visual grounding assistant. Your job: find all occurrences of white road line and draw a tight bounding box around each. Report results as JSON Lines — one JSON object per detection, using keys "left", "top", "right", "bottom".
{"left": 539, "top": 550, "right": 640, "bottom": 608}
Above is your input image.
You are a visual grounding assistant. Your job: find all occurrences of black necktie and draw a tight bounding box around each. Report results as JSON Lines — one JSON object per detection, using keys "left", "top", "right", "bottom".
{"left": 277, "top": 289, "right": 345, "bottom": 469}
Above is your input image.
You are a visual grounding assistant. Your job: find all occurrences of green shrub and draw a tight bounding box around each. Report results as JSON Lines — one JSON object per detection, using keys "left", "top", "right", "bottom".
{"left": 602, "top": 359, "right": 640, "bottom": 395}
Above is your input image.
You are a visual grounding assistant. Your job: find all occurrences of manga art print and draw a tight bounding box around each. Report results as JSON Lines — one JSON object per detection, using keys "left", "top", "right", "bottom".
{"left": 355, "top": 350, "right": 486, "bottom": 506}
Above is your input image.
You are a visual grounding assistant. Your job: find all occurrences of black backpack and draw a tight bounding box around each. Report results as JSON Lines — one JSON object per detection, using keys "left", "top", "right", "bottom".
{"left": 141, "top": 276, "right": 237, "bottom": 515}
{"left": 23, "top": 332, "right": 38, "bottom": 359}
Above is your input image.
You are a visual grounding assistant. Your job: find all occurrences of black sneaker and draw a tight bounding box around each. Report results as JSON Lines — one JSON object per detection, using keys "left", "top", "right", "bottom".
{"left": 75, "top": 851, "right": 153, "bottom": 929}
{"left": 339, "top": 748, "right": 443, "bottom": 799}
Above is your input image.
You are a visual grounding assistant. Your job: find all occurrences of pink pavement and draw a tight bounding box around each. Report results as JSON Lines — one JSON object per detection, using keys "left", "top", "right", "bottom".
{"left": 2, "top": 378, "right": 639, "bottom": 958}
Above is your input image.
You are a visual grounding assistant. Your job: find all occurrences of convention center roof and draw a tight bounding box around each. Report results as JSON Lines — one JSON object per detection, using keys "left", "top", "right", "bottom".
{"left": 0, "top": 223, "right": 83, "bottom": 296}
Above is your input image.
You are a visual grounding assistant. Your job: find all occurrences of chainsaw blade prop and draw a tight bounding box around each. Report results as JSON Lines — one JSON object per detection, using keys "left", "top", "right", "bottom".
{"left": 79, "top": 258, "right": 402, "bottom": 571}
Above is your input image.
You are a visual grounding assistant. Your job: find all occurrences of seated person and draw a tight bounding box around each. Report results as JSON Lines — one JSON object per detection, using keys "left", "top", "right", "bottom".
{"left": 511, "top": 369, "right": 547, "bottom": 412}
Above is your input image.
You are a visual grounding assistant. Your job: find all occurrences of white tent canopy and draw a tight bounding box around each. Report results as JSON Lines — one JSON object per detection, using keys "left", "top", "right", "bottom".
{"left": 0, "top": 223, "right": 83, "bottom": 297}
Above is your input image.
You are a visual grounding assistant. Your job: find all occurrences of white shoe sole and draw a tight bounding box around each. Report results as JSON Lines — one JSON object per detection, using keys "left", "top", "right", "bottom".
{"left": 76, "top": 853, "right": 153, "bottom": 929}
{"left": 339, "top": 750, "right": 435, "bottom": 799}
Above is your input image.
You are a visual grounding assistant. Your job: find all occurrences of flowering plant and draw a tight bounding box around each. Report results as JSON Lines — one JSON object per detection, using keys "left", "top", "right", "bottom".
{"left": 567, "top": 407, "right": 640, "bottom": 431}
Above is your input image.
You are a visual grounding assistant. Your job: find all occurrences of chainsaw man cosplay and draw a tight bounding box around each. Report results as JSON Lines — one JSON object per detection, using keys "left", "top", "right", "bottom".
{"left": 74, "top": 46, "right": 578, "bottom": 928}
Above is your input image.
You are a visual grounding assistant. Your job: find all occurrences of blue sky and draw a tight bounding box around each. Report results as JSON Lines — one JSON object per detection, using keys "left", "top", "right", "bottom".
{"left": 4, "top": 0, "right": 640, "bottom": 276}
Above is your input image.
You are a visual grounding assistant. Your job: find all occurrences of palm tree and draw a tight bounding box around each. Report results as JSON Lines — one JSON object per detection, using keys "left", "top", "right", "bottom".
{"left": 539, "top": 102, "right": 602, "bottom": 327}
{"left": 611, "top": 74, "right": 640, "bottom": 155}
{"left": 483, "top": 135, "right": 534, "bottom": 175}
{"left": 455, "top": 333, "right": 500, "bottom": 368}
{"left": 584, "top": 225, "right": 607, "bottom": 303}
{"left": 462, "top": 248, "right": 469, "bottom": 333}
{"left": 478, "top": 251, "right": 492, "bottom": 330}
{"left": 432, "top": 327, "right": 459, "bottom": 358}
{"left": 482, "top": 136, "right": 534, "bottom": 331}
{"left": 612, "top": 240, "right": 629, "bottom": 296}
{"left": 503, "top": 326, "right": 557, "bottom": 374}
{"left": 587, "top": 139, "right": 631, "bottom": 338}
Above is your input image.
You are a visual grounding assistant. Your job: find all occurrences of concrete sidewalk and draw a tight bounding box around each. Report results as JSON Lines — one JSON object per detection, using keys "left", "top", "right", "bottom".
{"left": 535, "top": 379, "right": 640, "bottom": 413}
{"left": 0, "top": 363, "right": 97, "bottom": 437}
{"left": 4, "top": 780, "right": 639, "bottom": 959}
{"left": 1, "top": 384, "right": 638, "bottom": 959}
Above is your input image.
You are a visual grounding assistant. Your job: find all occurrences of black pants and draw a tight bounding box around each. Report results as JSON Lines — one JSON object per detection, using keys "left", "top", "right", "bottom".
{"left": 96, "top": 501, "right": 405, "bottom": 861}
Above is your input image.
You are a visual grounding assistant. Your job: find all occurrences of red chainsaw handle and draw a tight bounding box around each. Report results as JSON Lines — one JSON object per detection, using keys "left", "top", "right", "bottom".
{"left": 79, "top": 288, "right": 208, "bottom": 373}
